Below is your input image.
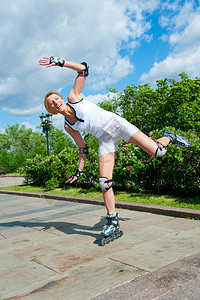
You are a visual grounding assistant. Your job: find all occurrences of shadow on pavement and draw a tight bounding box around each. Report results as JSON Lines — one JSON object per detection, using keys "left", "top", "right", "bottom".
{"left": 0, "top": 216, "right": 130, "bottom": 246}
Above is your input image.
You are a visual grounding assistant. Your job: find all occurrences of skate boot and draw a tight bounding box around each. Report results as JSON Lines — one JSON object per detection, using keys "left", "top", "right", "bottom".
{"left": 163, "top": 130, "right": 193, "bottom": 149}
{"left": 100, "top": 212, "right": 123, "bottom": 246}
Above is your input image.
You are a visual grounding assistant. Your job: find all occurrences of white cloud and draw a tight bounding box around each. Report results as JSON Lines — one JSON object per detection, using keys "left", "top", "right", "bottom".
{"left": 0, "top": 0, "right": 159, "bottom": 117}
{"left": 85, "top": 94, "right": 106, "bottom": 105}
{"left": 159, "top": 1, "right": 194, "bottom": 29}
{"left": 0, "top": 76, "right": 21, "bottom": 101}
{"left": 140, "top": 47, "right": 200, "bottom": 83}
{"left": 170, "top": 14, "right": 200, "bottom": 47}
{"left": 51, "top": 114, "right": 65, "bottom": 131}
{"left": 140, "top": 3, "right": 200, "bottom": 84}
{"left": 20, "top": 121, "right": 37, "bottom": 132}
{"left": 172, "top": 1, "right": 195, "bottom": 29}
{"left": 90, "top": 56, "right": 134, "bottom": 90}
{"left": 0, "top": 128, "right": 5, "bottom": 134}
{"left": 2, "top": 104, "right": 43, "bottom": 116}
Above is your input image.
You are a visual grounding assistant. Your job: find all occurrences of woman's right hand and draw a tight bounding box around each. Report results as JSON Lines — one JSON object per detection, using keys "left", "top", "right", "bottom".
{"left": 66, "top": 169, "right": 83, "bottom": 184}
{"left": 39, "top": 57, "right": 55, "bottom": 68}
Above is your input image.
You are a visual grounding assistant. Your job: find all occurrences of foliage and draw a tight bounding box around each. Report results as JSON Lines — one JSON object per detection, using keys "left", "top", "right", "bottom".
{"left": 21, "top": 147, "right": 99, "bottom": 191}
{"left": 0, "top": 149, "right": 26, "bottom": 173}
{"left": 119, "top": 83, "right": 155, "bottom": 134}
{"left": 83, "top": 132, "right": 99, "bottom": 152}
{"left": 102, "top": 74, "right": 200, "bottom": 135}
{"left": 20, "top": 128, "right": 199, "bottom": 197}
{"left": 98, "top": 88, "right": 122, "bottom": 115}
{"left": 2, "top": 74, "right": 200, "bottom": 199}
{"left": 114, "top": 128, "right": 199, "bottom": 197}
{"left": 0, "top": 123, "right": 75, "bottom": 172}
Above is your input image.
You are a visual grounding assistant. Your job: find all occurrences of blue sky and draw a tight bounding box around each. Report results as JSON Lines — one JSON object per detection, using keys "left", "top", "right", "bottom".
{"left": 0, "top": 0, "right": 200, "bottom": 133}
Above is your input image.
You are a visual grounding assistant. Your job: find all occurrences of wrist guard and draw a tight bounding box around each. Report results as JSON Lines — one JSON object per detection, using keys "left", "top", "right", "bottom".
{"left": 79, "top": 144, "right": 89, "bottom": 155}
{"left": 78, "top": 62, "right": 89, "bottom": 77}
{"left": 50, "top": 56, "right": 65, "bottom": 67}
{"left": 72, "top": 169, "right": 83, "bottom": 180}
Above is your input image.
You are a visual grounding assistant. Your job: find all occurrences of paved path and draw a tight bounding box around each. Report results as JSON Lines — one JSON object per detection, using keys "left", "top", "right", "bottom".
{"left": 0, "top": 177, "right": 24, "bottom": 188}
{"left": 0, "top": 193, "right": 200, "bottom": 299}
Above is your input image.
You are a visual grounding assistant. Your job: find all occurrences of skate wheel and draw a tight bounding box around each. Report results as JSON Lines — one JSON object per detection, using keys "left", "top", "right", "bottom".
{"left": 111, "top": 235, "right": 115, "bottom": 241}
{"left": 101, "top": 238, "right": 106, "bottom": 246}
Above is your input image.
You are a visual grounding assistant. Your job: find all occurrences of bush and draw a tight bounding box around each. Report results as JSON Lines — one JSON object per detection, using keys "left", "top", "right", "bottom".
{"left": 114, "top": 128, "right": 199, "bottom": 197}
{"left": 20, "top": 128, "right": 199, "bottom": 197}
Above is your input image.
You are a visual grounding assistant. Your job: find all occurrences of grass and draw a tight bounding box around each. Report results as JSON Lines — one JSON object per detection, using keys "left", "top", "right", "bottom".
{"left": 2, "top": 173, "right": 21, "bottom": 177}
{"left": 2, "top": 184, "right": 200, "bottom": 210}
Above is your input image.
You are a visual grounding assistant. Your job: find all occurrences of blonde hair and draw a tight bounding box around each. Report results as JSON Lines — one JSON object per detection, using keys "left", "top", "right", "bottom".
{"left": 44, "top": 90, "right": 62, "bottom": 115}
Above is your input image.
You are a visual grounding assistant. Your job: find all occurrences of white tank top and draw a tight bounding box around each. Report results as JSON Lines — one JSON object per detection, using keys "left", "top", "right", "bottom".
{"left": 64, "top": 98, "right": 114, "bottom": 138}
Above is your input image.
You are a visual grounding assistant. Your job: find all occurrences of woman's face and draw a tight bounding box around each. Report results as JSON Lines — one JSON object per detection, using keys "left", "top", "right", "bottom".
{"left": 46, "top": 94, "right": 65, "bottom": 114}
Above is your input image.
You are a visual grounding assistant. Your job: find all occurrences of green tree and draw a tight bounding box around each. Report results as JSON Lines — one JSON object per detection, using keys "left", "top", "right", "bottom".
{"left": 27, "top": 131, "right": 47, "bottom": 158}
{"left": 98, "top": 88, "right": 121, "bottom": 115}
{"left": 0, "top": 123, "right": 76, "bottom": 172}
{"left": 119, "top": 84, "right": 155, "bottom": 133}
{"left": 100, "top": 73, "right": 200, "bottom": 134}
{"left": 0, "top": 149, "right": 9, "bottom": 169}
{"left": 48, "top": 126, "right": 75, "bottom": 155}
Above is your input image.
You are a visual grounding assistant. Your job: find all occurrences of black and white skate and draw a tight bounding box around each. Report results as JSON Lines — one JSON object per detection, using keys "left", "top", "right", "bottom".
{"left": 163, "top": 129, "right": 193, "bottom": 149}
{"left": 101, "top": 230, "right": 123, "bottom": 246}
{"left": 100, "top": 212, "right": 123, "bottom": 246}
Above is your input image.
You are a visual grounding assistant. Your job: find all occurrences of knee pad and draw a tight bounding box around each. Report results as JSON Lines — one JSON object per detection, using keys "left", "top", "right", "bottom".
{"left": 99, "top": 177, "right": 113, "bottom": 192}
{"left": 155, "top": 142, "right": 167, "bottom": 158}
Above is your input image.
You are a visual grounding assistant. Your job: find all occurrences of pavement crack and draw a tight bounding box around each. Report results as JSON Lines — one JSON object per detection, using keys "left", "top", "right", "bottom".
{"left": 0, "top": 233, "right": 8, "bottom": 239}
{"left": 108, "top": 257, "right": 149, "bottom": 273}
{"left": 32, "top": 259, "right": 58, "bottom": 273}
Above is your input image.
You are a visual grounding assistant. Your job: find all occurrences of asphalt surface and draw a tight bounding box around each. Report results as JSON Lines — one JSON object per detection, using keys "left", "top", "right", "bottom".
{"left": 0, "top": 176, "right": 200, "bottom": 300}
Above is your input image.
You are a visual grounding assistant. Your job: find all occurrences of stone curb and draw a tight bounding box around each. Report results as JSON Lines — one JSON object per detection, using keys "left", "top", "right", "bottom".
{"left": 0, "top": 176, "right": 22, "bottom": 178}
{"left": 1, "top": 189, "right": 200, "bottom": 219}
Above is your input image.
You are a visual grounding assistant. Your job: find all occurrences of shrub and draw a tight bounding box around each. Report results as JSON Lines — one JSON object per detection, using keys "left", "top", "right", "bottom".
{"left": 20, "top": 128, "right": 199, "bottom": 197}
{"left": 114, "top": 128, "right": 199, "bottom": 197}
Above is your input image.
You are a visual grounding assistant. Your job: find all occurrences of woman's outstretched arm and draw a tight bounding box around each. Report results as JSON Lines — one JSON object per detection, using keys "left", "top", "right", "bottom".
{"left": 64, "top": 124, "right": 88, "bottom": 184}
{"left": 39, "top": 56, "right": 89, "bottom": 102}
{"left": 39, "top": 56, "right": 86, "bottom": 71}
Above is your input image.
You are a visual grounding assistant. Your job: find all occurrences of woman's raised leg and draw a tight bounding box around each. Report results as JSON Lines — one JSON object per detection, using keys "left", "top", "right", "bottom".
{"left": 128, "top": 131, "right": 170, "bottom": 156}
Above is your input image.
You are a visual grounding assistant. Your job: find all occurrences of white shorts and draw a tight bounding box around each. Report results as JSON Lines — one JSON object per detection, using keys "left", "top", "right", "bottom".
{"left": 98, "top": 114, "right": 139, "bottom": 156}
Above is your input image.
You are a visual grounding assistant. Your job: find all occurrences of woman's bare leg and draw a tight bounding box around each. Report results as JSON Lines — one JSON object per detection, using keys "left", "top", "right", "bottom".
{"left": 128, "top": 131, "right": 171, "bottom": 156}
{"left": 98, "top": 152, "right": 117, "bottom": 214}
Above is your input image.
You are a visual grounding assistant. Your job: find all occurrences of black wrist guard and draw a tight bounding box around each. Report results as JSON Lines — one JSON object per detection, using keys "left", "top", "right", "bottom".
{"left": 72, "top": 169, "right": 83, "bottom": 180}
{"left": 79, "top": 144, "right": 89, "bottom": 155}
{"left": 78, "top": 62, "right": 89, "bottom": 77}
{"left": 50, "top": 56, "right": 65, "bottom": 67}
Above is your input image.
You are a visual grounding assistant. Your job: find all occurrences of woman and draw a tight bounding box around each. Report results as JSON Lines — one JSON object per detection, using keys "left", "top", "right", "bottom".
{"left": 39, "top": 56, "right": 192, "bottom": 243}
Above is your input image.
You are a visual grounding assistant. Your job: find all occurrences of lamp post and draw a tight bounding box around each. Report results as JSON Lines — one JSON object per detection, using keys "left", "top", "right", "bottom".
{"left": 39, "top": 113, "right": 52, "bottom": 156}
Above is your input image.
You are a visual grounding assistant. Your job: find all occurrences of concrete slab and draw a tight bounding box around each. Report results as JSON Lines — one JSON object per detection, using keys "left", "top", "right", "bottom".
{"left": 0, "top": 194, "right": 200, "bottom": 300}
{"left": 3, "top": 258, "right": 146, "bottom": 300}
{"left": 111, "top": 226, "right": 200, "bottom": 272}
{"left": 91, "top": 251, "right": 200, "bottom": 300}
{"left": 0, "top": 260, "right": 56, "bottom": 299}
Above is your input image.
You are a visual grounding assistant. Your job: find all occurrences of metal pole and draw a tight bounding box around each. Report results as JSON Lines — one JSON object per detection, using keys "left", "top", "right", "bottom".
{"left": 39, "top": 113, "right": 52, "bottom": 157}
{"left": 46, "top": 128, "right": 49, "bottom": 156}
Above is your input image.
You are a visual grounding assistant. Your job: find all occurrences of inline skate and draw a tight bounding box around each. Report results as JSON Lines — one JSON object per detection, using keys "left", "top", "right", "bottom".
{"left": 100, "top": 212, "right": 123, "bottom": 246}
{"left": 163, "top": 129, "right": 193, "bottom": 149}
